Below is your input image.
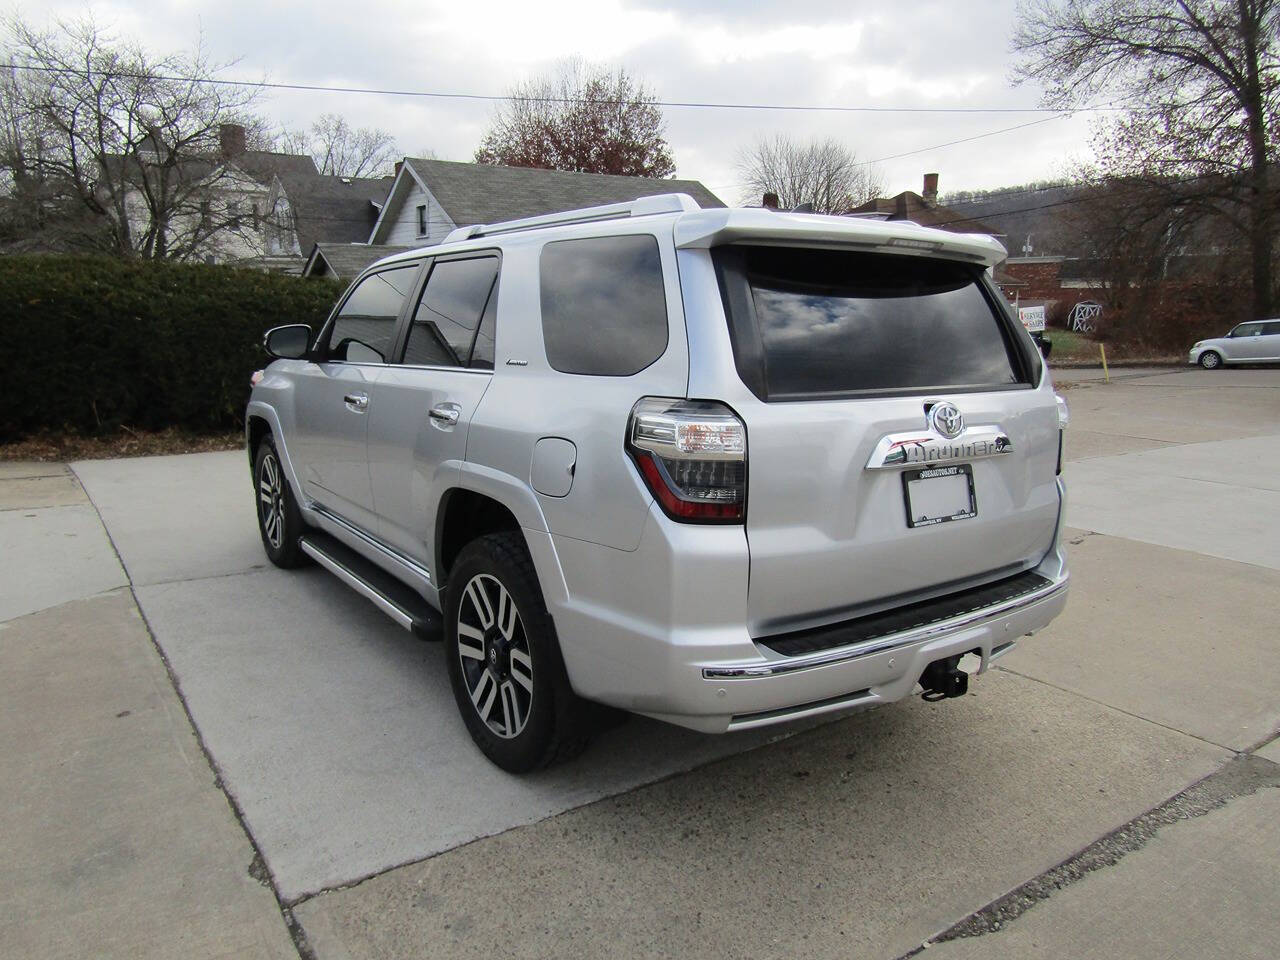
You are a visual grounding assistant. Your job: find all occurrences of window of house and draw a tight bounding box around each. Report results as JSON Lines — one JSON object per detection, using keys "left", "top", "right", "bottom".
{"left": 416, "top": 204, "right": 428, "bottom": 237}
{"left": 403, "top": 256, "right": 499, "bottom": 368}
{"left": 539, "top": 235, "right": 668, "bottom": 376}
{"left": 327, "top": 265, "right": 420, "bottom": 363}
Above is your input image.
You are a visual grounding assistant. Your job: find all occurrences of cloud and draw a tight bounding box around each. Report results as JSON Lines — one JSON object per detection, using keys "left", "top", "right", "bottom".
{"left": 22, "top": 0, "right": 1090, "bottom": 196}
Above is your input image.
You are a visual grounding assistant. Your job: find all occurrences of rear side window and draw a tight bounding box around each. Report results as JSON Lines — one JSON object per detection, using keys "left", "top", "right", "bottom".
{"left": 539, "top": 235, "right": 668, "bottom": 376}
{"left": 403, "top": 256, "right": 499, "bottom": 368}
{"left": 713, "top": 246, "right": 1031, "bottom": 400}
{"left": 328, "top": 265, "right": 419, "bottom": 363}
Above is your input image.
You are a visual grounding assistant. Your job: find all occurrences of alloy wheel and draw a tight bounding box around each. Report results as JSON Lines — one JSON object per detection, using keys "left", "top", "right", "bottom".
{"left": 456, "top": 573, "right": 534, "bottom": 739}
{"left": 258, "top": 452, "right": 285, "bottom": 549}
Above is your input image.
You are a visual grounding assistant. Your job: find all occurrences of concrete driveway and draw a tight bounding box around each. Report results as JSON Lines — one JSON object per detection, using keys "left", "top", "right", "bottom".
{"left": 3, "top": 366, "right": 1278, "bottom": 959}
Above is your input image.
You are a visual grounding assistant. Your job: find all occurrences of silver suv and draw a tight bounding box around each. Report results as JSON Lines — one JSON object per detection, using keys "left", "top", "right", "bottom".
{"left": 247, "top": 194, "right": 1070, "bottom": 772}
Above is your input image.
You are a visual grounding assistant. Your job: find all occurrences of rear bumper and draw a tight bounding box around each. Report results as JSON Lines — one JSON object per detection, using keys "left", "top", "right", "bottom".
{"left": 545, "top": 478, "right": 1070, "bottom": 734}
{"left": 675, "top": 568, "right": 1067, "bottom": 732}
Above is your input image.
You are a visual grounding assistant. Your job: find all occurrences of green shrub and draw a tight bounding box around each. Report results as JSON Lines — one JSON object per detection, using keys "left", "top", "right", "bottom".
{"left": 0, "top": 255, "right": 343, "bottom": 440}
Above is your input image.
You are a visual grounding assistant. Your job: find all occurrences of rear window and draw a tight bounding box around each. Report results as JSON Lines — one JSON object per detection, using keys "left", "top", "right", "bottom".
{"left": 539, "top": 235, "right": 668, "bottom": 376}
{"left": 713, "top": 246, "right": 1033, "bottom": 400}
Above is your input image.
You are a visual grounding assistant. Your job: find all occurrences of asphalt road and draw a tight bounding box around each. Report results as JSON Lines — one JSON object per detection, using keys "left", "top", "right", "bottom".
{"left": 2, "top": 365, "right": 1278, "bottom": 959}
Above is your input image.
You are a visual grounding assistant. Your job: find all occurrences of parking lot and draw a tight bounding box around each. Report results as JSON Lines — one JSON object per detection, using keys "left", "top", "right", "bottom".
{"left": 3, "top": 365, "right": 1278, "bottom": 959}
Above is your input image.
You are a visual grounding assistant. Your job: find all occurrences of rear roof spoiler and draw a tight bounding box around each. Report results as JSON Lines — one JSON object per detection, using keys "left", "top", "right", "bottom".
{"left": 673, "top": 209, "right": 1007, "bottom": 267}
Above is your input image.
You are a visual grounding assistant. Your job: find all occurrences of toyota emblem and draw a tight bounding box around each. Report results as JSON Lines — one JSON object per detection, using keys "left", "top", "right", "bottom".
{"left": 929, "top": 402, "right": 964, "bottom": 439}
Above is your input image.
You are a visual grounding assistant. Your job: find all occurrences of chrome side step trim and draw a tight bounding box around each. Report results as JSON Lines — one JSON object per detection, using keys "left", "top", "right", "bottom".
{"left": 703, "top": 574, "right": 1068, "bottom": 680}
{"left": 308, "top": 502, "right": 432, "bottom": 584}
{"left": 300, "top": 539, "right": 416, "bottom": 630}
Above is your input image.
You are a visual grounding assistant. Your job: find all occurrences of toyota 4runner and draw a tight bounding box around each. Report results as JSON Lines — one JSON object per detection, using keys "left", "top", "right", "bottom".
{"left": 247, "top": 193, "right": 1070, "bottom": 772}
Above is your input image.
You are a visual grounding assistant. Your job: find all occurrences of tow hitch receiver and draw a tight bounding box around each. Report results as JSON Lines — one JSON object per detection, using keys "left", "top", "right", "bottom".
{"left": 920, "top": 655, "right": 969, "bottom": 702}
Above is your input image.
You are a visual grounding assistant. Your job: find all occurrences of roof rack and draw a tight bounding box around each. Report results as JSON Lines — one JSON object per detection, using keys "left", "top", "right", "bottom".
{"left": 443, "top": 193, "right": 702, "bottom": 244}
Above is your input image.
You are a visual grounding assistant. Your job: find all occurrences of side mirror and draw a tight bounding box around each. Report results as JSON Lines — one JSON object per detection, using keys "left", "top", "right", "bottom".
{"left": 264, "top": 324, "right": 312, "bottom": 360}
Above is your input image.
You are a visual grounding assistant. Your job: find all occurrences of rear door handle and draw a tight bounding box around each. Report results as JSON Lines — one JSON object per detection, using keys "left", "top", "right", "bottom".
{"left": 343, "top": 392, "right": 369, "bottom": 412}
{"left": 429, "top": 403, "right": 461, "bottom": 427}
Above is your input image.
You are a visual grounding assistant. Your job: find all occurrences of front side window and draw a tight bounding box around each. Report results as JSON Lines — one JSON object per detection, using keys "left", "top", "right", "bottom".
{"left": 403, "top": 256, "right": 499, "bottom": 368}
{"left": 1231, "top": 323, "right": 1262, "bottom": 338}
{"left": 327, "top": 265, "right": 419, "bottom": 363}
{"left": 539, "top": 235, "right": 668, "bottom": 376}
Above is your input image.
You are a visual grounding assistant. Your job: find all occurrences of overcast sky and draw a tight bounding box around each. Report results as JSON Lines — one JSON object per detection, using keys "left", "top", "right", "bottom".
{"left": 16, "top": 0, "right": 1100, "bottom": 202}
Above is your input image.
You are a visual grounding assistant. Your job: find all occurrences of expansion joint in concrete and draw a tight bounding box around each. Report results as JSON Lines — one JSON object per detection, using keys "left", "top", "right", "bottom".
{"left": 899, "top": 754, "right": 1280, "bottom": 956}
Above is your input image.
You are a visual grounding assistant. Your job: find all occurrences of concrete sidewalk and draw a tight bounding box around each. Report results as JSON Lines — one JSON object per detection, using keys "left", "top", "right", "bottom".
{"left": 3, "top": 366, "right": 1278, "bottom": 959}
{"left": 0, "top": 466, "right": 296, "bottom": 959}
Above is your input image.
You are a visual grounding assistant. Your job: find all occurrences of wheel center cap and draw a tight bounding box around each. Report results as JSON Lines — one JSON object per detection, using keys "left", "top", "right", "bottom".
{"left": 484, "top": 628, "right": 509, "bottom": 680}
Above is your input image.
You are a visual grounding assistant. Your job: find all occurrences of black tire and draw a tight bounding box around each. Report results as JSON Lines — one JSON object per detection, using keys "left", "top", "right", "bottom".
{"left": 253, "top": 435, "right": 308, "bottom": 568}
{"left": 444, "top": 532, "right": 588, "bottom": 772}
{"left": 1199, "top": 350, "right": 1223, "bottom": 369}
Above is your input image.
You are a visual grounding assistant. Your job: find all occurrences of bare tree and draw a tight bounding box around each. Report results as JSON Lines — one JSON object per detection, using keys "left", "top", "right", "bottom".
{"left": 736, "top": 135, "right": 884, "bottom": 213}
{"left": 280, "top": 114, "right": 398, "bottom": 178}
{"left": 475, "top": 60, "right": 675, "bottom": 178}
{"left": 1, "top": 13, "right": 263, "bottom": 259}
{"left": 1013, "top": 0, "right": 1280, "bottom": 318}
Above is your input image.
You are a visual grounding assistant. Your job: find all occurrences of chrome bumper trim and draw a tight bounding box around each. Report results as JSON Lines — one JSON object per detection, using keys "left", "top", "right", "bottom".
{"left": 703, "top": 574, "right": 1068, "bottom": 679}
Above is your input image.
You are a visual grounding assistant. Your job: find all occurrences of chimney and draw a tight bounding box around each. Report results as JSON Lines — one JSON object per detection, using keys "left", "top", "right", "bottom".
{"left": 923, "top": 172, "right": 939, "bottom": 205}
{"left": 394, "top": 160, "right": 404, "bottom": 178}
{"left": 762, "top": 191, "right": 779, "bottom": 210}
{"left": 219, "top": 123, "right": 246, "bottom": 159}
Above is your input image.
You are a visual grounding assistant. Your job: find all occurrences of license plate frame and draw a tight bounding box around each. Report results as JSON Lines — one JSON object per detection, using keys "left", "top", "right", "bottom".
{"left": 902, "top": 464, "right": 977, "bottom": 529}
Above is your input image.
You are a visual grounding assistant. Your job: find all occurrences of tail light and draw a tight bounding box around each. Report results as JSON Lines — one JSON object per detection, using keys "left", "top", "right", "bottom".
{"left": 627, "top": 398, "right": 746, "bottom": 523}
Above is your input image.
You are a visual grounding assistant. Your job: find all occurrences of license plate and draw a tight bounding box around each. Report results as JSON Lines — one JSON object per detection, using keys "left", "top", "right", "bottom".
{"left": 902, "top": 464, "right": 976, "bottom": 528}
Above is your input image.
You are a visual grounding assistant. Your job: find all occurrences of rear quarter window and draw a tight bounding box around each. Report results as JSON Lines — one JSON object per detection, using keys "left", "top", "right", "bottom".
{"left": 539, "top": 234, "right": 668, "bottom": 376}
{"left": 713, "top": 246, "right": 1034, "bottom": 400}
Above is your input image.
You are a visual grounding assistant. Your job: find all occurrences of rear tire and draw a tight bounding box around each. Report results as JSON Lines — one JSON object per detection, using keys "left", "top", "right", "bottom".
{"left": 444, "top": 532, "right": 588, "bottom": 772}
{"left": 1199, "top": 350, "right": 1223, "bottom": 369}
{"left": 253, "top": 435, "right": 308, "bottom": 568}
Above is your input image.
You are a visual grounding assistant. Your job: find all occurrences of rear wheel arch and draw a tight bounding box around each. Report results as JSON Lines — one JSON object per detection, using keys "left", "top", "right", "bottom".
{"left": 435, "top": 489, "right": 523, "bottom": 590}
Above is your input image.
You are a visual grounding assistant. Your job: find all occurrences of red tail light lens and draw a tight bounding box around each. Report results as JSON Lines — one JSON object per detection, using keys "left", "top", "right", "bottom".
{"left": 627, "top": 398, "right": 746, "bottom": 523}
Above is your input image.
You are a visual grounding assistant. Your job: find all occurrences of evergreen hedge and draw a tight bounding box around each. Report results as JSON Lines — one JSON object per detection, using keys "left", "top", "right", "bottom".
{"left": 0, "top": 255, "right": 343, "bottom": 440}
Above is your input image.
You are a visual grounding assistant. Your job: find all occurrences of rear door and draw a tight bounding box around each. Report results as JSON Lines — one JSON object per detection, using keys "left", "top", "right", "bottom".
{"left": 366, "top": 252, "right": 500, "bottom": 569}
{"left": 709, "top": 245, "right": 1060, "bottom": 634}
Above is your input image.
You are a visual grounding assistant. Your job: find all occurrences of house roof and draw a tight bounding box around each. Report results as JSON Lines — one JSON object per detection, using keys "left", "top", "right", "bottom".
{"left": 849, "top": 191, "right": 1000, "bottom": 236}
{"left": 235, "top": 151, "right": 322, "bottom": 179}
{"left": 276, "top": 173, "right": 396, "bottom": 251}
{"left": 304, "top": 242, "right": 416, "bottom": 279}
{"left": 398, "top": 157, "right": 725, "bottom": 229}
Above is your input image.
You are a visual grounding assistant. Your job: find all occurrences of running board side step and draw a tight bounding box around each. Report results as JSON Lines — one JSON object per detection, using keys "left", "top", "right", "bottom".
{"left": 299, "top": 531, "right": 442, "bottom": 640}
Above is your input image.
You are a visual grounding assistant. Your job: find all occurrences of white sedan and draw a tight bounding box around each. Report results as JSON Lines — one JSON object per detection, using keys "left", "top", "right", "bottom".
{"left": 1189, "top": 320, "right": 1280, "bottom": 368}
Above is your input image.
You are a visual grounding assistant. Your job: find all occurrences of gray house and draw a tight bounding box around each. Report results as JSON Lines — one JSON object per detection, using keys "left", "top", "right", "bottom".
{"left": 365, "top": 158, "right": 725, "bottom": 247}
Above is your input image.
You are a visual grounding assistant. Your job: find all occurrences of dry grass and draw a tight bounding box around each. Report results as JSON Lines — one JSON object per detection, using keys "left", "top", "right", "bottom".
{"left": 1, "top": 427, "right": 244, "bottom": 462}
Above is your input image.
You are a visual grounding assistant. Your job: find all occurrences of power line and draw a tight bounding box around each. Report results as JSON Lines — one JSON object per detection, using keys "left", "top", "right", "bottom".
{"left": 866, "top": 114, "right": 1069, "bottom": 165}
{"left": 1, "top": 61, "right": 1129, "bottom": 115}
